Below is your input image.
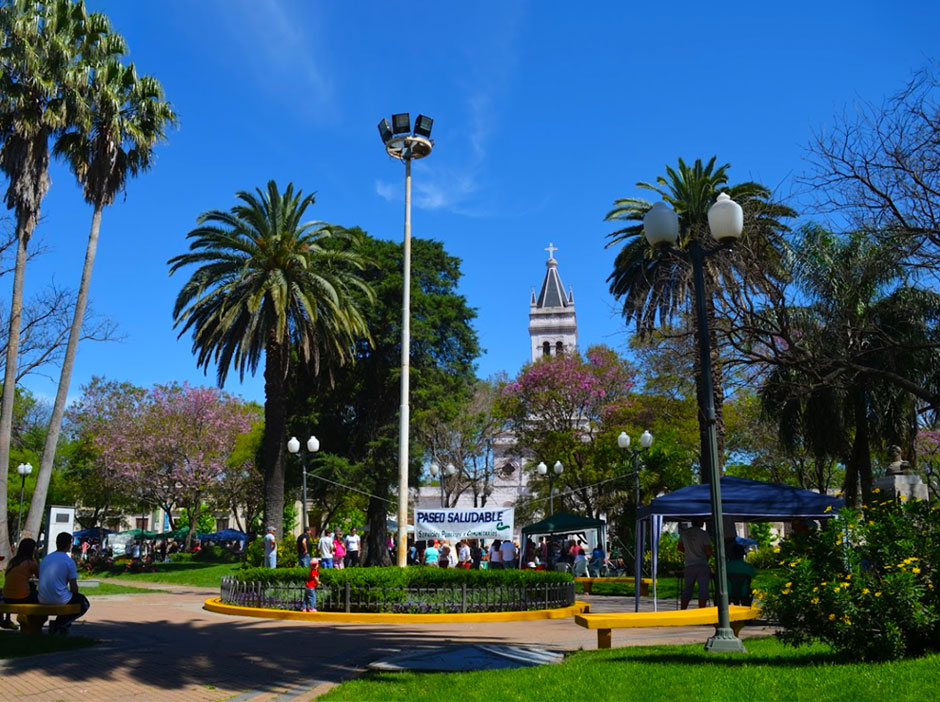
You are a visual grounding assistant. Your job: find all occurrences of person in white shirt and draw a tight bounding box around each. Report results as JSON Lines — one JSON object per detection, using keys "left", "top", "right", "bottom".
{"left": 263, "top": 526, "right": 277, "bottom": 568}
{"left": 344, "top": 528, "right": 361, "bottom": 567}
{"left": 457, "top": 540, "right": 471, "bottom": 568}
{"left": 318, "top": 529, "right": 335, "bottom": 568}
{"left": 499, "top": 539, "right": 518, "bottom": 569}
{"left": 488, "top": 539, "right": 503, "bottom": 570}
{"left": 38, "top": 532, "right": 90, "bottom": 634}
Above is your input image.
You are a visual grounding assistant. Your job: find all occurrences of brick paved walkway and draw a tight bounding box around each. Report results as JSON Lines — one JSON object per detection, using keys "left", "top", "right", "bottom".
{"left": 0, "top": 584, "right": 772, "bottom": 701}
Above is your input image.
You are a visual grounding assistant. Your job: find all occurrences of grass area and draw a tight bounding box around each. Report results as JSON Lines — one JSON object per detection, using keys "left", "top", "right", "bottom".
{"left": 583, "top": 571, "right": 781, "bottom": 600}
{"left": 321, "top": 636, "right": 938, "bottom": 702}
{"left": 96, "top": 561, "right": 239, "bottom": 588}
{"left": 83, "top": 582, "right": 168, "bottom": 596}
{"left": 0, "top": 631, "right": 97, "bottom": 659}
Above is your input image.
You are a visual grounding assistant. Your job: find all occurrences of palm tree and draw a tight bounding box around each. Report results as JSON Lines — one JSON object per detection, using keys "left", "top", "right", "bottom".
{"left": 760, "top": 225, "right": 940, "bottom": 503}
{"left": 605, "top": 157, "right": 794, "bottom": 478}
{"left": 168, "top": 181, "right": 374, "bottom": 537}
{"left": 0, "top": 0, "right": 118, "bottom": 558}
{"left": 21, "top": 57, "right": 176, "bottom": 537}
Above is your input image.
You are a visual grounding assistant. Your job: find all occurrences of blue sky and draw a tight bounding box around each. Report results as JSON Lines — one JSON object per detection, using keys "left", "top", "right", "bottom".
{"left": 14, "top": 0, "right": 937, "bottom": 407}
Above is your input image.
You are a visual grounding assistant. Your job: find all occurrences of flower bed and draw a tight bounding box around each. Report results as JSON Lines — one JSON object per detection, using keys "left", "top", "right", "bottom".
{"left": 222, "top": 566, "right": 575, "bottom": 614}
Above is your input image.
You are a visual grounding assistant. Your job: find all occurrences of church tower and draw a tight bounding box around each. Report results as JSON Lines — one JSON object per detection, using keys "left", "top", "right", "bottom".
{"left": 529, "top": 243, "right": 577, "bottom": 361}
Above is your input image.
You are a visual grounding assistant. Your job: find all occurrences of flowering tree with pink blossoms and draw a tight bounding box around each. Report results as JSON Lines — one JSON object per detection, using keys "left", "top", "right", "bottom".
{"left": 498, "top": 345, "right": 635, "bottom": 517}
{"left": 73, "top": 380, "right": 257, "bottom": 550}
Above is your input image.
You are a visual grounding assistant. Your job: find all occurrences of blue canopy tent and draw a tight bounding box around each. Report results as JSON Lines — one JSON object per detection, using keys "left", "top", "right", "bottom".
{"left": 73, "top": 527, "right": 115, "bottom": 539}
{"left": 634, "top": 476, "right": 844, "bottom": 611}
{"left": 202, "top": 529, "right": 247, "bottom": 542}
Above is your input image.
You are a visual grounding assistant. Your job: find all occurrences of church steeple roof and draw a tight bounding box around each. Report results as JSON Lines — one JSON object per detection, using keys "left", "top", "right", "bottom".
{"left": 534, "top": 242, "right": 573, "bottom": 309}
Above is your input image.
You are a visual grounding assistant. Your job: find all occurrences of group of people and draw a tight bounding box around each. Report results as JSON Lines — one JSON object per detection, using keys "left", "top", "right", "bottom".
{"left": 678, "top": 519, "right": 757, "bottom": 610}
{"left": 1, "top": 533, "right": 90, "bottom": 634}
{"left": 261, "top": 525, "right": 362, "bottom": 569}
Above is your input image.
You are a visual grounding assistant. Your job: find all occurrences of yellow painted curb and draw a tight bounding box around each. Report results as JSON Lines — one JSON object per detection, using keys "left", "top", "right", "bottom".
{"left": 203, "top": 597, "right": 590, "bottom": 623}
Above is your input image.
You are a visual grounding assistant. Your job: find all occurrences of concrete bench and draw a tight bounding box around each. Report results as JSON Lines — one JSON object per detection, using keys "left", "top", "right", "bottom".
{"left": 574, "top": 577, "right": 652, "bottom": 596}
{"left": 0, "top": 603, "right": 82, "bottom": 635}
{"left": 574, "top": 605, "right": 761, "bottom": 649}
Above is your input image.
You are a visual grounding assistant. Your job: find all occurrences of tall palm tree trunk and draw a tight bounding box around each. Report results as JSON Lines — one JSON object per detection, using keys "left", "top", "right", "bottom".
{"left": 0, "top": 219, "right": 33, "bottom": 559}
{"left": 262, "top": 334, "right": 289, "bottom": 537}
{"left": 24, "top": 205, "right": 103, "bottom": 538}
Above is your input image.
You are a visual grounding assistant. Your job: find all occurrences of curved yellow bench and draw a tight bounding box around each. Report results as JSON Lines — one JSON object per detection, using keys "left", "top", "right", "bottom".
{"left": 574, "top": 605, "right": 761, "bottom": 648}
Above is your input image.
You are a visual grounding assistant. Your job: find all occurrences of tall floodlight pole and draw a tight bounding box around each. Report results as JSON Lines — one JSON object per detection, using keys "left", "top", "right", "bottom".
{"left": 643, "top": 193, "right": 747, "bottom": 653}
{"left": 378, "top": 113, "right": 434, "bottom": 567}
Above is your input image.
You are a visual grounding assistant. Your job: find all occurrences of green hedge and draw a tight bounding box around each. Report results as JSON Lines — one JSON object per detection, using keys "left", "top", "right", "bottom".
{"left": 235, "top": 565, "right": 573, "bottom": 587}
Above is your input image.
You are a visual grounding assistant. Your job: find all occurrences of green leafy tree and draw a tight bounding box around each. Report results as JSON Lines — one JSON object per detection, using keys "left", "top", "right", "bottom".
{"left": 306, "top": 235, "right": 479, "bottom": 565}
{"left": 24, "top": 49, "right": 176, "bottom": 540}
{"left": 0, "top": 0, "right": 120, "bottom": 559}
{"left": 168, "top": 181, "right": 374, "bottom": 538}
{"left": 605, "top": 157, "right": 794, "bottom": 480}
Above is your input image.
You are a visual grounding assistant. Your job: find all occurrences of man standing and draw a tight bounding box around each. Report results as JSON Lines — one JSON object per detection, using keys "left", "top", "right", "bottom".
{"left": 263, "top": 526, "right": 277, "bottom": 568}
{"left": 38, "top": 532, "right": 90, "bottom": 634}
{"left": 678, "top": 519, "right": 713, "bottom": 610}
{"left": 344, "top": 527, "right": 361, "bottom": 567}
{"left": 297, "top": 526, "right": 314, "bottom": 568}
{"left": 318, "top": 528, "right": 334, "bottom": 568}
{"left": 500, "top": 538, "right": 518, "bottom": 570}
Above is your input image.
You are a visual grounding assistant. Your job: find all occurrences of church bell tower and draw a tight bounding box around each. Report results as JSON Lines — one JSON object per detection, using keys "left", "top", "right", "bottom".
{"left": 528, "top": 243, "right": 577, "bottom": 362}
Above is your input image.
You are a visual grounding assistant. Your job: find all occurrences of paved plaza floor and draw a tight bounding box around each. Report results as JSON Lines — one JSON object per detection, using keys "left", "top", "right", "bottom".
{"left": 0, "top": 583, "right": 772, "bottom": 701}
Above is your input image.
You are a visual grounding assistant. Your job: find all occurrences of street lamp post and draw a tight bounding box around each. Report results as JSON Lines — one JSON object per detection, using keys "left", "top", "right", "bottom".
{"left": 617, "top": 430, "right": 653, "bottom": 507}
{"left": 287, "top": 435, "right": 320, "bottom": 535}
{"left": 536, "top": 460, "right": 564, "bottom": 516}
{"left": 428, "top": 461, "right": 457, "bottom": 508}
{"left": 642, "top": 192, "right": 746, "bottom": 653}
{"left": 16, "top": 462, "right": 32, "bottom": 542}
{"left": 378, "top": 112, "right": 434, "bottom": 567}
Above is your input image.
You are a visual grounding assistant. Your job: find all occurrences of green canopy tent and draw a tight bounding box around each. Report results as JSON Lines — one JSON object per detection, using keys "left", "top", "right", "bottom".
{"left": 520, "top": 512, "right": 607, "bottom": 570}
{"left": 118, "top": 528, "right": 158, "bottom": 539}
{"left": 153, "top": 527, "right": 207, "bottom": 540}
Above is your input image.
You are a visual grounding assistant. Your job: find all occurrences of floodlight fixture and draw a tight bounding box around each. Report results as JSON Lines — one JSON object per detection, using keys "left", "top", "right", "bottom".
{"left": 378, "top": 118, "right": 393, "bottom": 144}
{"left": 391, "top": 113, "right": 411, "bottom": 134}
{"left": 414, "top": 114, "right": 433, "bottom": 138}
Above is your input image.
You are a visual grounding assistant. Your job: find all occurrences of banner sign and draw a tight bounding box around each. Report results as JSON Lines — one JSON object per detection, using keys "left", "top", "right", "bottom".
{"left": 415, "top": 508, "right": 514, "bottom": 541}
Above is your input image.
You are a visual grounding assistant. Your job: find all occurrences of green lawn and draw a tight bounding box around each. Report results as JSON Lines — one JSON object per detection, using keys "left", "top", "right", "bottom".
{"left": 95, "top": 561, "right": 239, "bottom": 588}
{"left": 583, "top": 571, "right": 780, "bottom": 600}
{"left": 321, "top": 637, "right": 938, "bottom": 702}
{"left": 0, "top": 631, "right": 96, "bottom": 659}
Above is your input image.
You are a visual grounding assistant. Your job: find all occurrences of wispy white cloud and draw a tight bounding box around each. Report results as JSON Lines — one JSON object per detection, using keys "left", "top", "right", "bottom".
{"left": 374, "top": 179, "right": 397, "bottom": 202}
{"left": 215, "top": 1, "right": 335, "bottom": 120}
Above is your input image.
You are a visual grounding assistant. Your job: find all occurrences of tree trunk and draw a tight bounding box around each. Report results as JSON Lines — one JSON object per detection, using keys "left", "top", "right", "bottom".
{"left": 0, "top": 218, "right": 33, "bottom": 560}
{"left": 364, "top": 491, "right": 392, "bottom": 567}
{"left": 25, "top": 206, "right": 103, "bottom": 538}
{"left": 262, "top": 334, "right": 289, "bottom": 538}
{"left": 842, "top": 387, "right": 872, "bottom": 506}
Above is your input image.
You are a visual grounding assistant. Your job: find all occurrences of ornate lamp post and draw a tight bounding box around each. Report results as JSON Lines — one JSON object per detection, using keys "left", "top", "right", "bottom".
{"left": 378, "top": 112, "right": 434, "bottom": 567}
{"left": 536, "top": 460, "right": 564, "bottom": 516}
{"left": 428, "top": 461, "right": 457, "bottom": 508}
{"left": 16, "top": 462, "right": 32, "bottom": 542}
{"left": 618, "top": 430, "right": 653, "bottom": 507}
{"left": 642, "top": 192, "right": 746, "bottom": 653}
{"left": 287, "top": 435, "right": 320, "bottom": 535}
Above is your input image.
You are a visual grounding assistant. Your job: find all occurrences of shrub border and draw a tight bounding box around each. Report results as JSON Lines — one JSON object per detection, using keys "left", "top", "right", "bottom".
{"left": 203, "top": 597, "right": 590, "bottom": 623}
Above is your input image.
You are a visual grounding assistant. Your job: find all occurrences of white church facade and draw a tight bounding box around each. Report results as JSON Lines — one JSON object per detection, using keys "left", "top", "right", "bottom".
{"left": 414, "top": 244, "right": 578, "bottom": 513}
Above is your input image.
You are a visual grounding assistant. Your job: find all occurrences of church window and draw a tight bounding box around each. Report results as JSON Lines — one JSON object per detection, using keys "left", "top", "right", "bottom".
{"left": 542, "top": 341, "right": 551, "bottom": 356}
{"left": 556, "top": 341, "right": 564, "bottom": 356}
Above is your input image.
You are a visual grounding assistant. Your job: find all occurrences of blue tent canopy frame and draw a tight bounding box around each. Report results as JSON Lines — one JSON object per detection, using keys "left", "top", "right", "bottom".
{"left": 635, "top": 476, "right": 844, "bottom": 612}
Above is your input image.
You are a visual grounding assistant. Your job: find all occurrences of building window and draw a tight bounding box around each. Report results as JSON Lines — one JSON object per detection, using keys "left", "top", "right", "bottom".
{"left": 556, "top": 341, "right": 564, "bottom": 356}
{"left": 215, "top": 518, "right": 229, "bottom": 532}
{"left": 135, "top": 517, "right": 149, "bottom": 531}
{"left": 542, "top": 341, "right": 551, "bottom": 356}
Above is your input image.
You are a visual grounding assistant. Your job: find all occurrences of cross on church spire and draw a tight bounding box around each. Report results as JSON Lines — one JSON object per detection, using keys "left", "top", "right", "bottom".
{"left": 545, "top": 242, "right": 558, "bottom": 260}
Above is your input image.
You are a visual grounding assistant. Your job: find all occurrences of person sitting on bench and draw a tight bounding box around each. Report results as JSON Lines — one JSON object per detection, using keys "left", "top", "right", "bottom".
{"left": 725, "top": 541, "right": 756, "bottom": 605}
{"left": 38, "top": 532, "right": 90, "bottom": 635}
{"left": 2, "top": 539, "right": 41, "bottom": 629}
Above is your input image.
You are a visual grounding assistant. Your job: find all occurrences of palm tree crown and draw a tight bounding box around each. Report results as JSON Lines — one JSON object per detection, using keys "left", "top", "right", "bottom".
{"left": 168, "top": 180, "right": 374, "bottom": 536}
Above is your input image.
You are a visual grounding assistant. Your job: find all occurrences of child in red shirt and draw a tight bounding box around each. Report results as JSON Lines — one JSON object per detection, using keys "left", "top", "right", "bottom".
{"left": 303, "top": 558, "right": 320, "bottom": 612}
